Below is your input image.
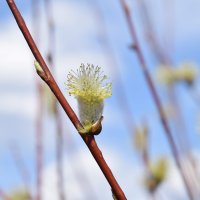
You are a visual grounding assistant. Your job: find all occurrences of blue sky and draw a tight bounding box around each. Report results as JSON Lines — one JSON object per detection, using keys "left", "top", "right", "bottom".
{"left": 0, "top": 0, "right": 200, "bottom": 199}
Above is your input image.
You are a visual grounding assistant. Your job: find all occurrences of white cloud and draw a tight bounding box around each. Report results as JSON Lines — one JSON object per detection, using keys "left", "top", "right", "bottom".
{"left": 0, "top": 0, "right": 115, "bottom": 125}
{"left": 0, "top": 92, "right": 36, "bottom": 119}
{"left": 155, "top": 0, "right": 200, "bottom": 43}
{"left": 53, "top": 1, "right": 96, "bottom": 36}
{"left": 42, "top": 147, "right": 147, "bottom": 200}
{"left": 0, "top": 21, "right": 34, "bottom": 84}
{"left": 42, "top": 148, "right": 199, "bottom": 200}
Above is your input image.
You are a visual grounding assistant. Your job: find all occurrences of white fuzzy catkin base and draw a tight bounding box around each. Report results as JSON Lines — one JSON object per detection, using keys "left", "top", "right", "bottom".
{"left": 78, "top": 98, "right": 104, "bottom": 125}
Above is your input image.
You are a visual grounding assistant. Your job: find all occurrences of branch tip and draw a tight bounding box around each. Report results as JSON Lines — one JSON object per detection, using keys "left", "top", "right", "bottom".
{"left": 6, "top": 1, "right": 127, "bottom": 198}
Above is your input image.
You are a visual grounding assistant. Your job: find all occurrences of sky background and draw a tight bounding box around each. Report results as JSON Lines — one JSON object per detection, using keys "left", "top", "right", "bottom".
{"left": 0, "top": 0, "right": 200, "bottom": 199}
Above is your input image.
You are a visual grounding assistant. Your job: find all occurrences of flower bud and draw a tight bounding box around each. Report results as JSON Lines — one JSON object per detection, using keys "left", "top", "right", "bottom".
{"left": 66, "top": 63, "right": 112, "bottom": 133}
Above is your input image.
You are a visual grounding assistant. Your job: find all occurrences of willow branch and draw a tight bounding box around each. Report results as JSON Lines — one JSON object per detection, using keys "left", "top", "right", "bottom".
{"left": 6, "top": 1, "right": 127, "bottom": 199}
{"left": 44, "top": 0, "right": 66, "bottom": 199}
{"left": 87, "top": 0, "right": 135, "bottom": 134}
{"left": 119, "top": 0, "right": 194, "bottom": 199}
{"left": 136, "top": 0, "right": 192, "bottom": 155}
{"left": 31, "top": 1, "right": 43, "bottom": 200}
{"left": 136, "top": 0, "right": 199, "bottom": 195}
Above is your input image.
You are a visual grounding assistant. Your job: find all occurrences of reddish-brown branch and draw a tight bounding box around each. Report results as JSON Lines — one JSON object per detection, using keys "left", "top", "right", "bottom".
{"left": 31, "top": 0, "right": 43, "bottom": 200}
{"left": 88, "top": 5, "right": 154, "bottom": 196}
{"left": 136, "top": 0, "right": 199, "bottom": 195}
{"left": 6, "top": 1, "right": 126, "bottom": 199}
{"left": 136, "top": 0, "right": 192, "bottom": 155}
{"left": 135, "top": 0, "right": 169, "bottom": 64}
{"left": 119, "top": 0, "right": 194, "bottom": 199}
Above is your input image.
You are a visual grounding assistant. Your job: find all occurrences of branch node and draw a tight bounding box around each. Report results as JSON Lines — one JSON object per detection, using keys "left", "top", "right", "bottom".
{"left": 112, "top": 189, "right": 118, "bottom": 200}
{"left": 129, "top": 43, "right": 138, "bottom": 50}
{"left": 124, "top": 3, "right": 129, "bottom": 14}
{"left": 78, "top": 116, "right": 103, "bottom": 135}
{"left": 34, "top": 60, "right": 47, "bottom": 81}
{"left": 91, "top": 116, "right": 103, "bottom": 135}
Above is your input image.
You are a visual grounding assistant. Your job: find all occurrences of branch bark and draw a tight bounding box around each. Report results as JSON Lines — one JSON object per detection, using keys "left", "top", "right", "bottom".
{"left": 119, "top": 0, "right": 194, "bottom": 199}
{"left": 6, "top": 0, "right": 127, "bottom": 199}
{"left": 136, "top": 0, "right": 199, "bottom": 195}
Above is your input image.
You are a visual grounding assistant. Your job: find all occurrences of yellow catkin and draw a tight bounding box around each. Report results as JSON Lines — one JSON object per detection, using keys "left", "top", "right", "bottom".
{"left": 66, "top": 64, "right": 112, "bottom": 129}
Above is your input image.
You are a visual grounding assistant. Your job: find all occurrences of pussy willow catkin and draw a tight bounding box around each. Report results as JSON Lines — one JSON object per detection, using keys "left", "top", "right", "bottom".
{"left": 67, "top": 64, "right": 112, "bottom": 130}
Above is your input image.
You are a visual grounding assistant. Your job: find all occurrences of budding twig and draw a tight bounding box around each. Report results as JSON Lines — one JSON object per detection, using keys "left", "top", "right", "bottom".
{"left": 119, "top": 0, "right": 194, "bottom": 199}
{"left": 6, "top": 1, "right": 127, "bottom": 199}
{"left": 44, "top": 0, "right": 65, "bottom": 199}
{"left": 136, "top": 0, "right": 199, "bottom": 196}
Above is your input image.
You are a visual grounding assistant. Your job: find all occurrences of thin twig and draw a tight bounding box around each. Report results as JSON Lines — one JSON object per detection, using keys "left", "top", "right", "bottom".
{"left": 136, "top": 0, "right": 192, "bottom": 157}
{"left": 135, "top": 0, "right": 169, "bottom": 64}
{"left": 54, "top": 106, "right": 66, "bottom": 200}
{"left": 44, "top": 0, "right": 66, "bottom": 199}
{"left": 136, "top": 0, "right": 199, "bottom": 196}
{"left": 31, "top": 0, "right": 43, "bottom": 200}
{"left": 6, "top": 1, "right": 127, "bottom": 199}
{"left": 9, "top": 143, "right": 32, "bottom": 200}
{"left": 64, "top": 132, "right": 100, "bottom": 199}
{"left": 0, "top": 189, "right": 12, "bottom": 200}
{"left": 87, "top": 0, "right": 135, "bottom": 134}
{"left": 35, "top": 85, "right": 43, "bottom": 200}
{"left": 119, "top": 0, "right": 194, "bottom": 199}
